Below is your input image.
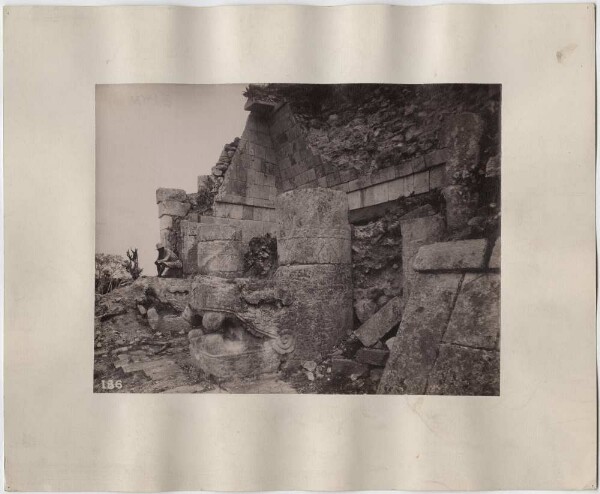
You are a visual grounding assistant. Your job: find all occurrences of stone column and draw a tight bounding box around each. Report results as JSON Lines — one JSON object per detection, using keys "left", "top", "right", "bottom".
{"left": 274, "top": 188, "right": 353, "bottom": 360}
{"left": 156, "top": 188, "right": 191, "bottom": 249}
{"left": 440, "top": 113, "right": 484, "bottom": 231}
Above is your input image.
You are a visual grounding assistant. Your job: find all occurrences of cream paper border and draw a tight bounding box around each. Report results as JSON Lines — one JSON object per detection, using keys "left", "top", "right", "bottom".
{"left": 4, "top": 4, "right": 596, "bottom": 491}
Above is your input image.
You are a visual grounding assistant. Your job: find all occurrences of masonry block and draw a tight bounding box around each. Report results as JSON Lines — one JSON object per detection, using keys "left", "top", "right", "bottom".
{"left": 158, "top": 200, "right": 191, "bottom": 218}
{"left": 413, "top": 239, "right": 488, "bottom": 272}
{"left": 156, "top": 188, "right": 188, "bottom": 204}
{"left": 414, "top": 171, "right": 429, "bottom": 194}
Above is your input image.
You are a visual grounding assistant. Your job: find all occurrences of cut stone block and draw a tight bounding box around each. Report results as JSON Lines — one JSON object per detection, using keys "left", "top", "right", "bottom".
{"left": 443, "top": 273, "right": 500, "bottom": 350}
{"left": 400, "top": 214, "right": 445, "bottom": 303}
{"left": 354, "top": 296, "right": 403, "bottom": 347}
{"left": 158, "top": 200, "right": 191, "bottom": 218}
{"left": 356, "top": 348, "right": 389, "bottom": 366}
{"left": 197, "top": 240, "right": 244, "bottom": 276}
{"left": 190, "top": 276, "right": 243, "bottom": 312}
{"left": 156, "top": 188, "right": 188, "bottom": 204}
{"left": 378, "top": 273, "right": 463, "bottom": 394}
{"left": 413, "top": 238, "right": 488, "bottom": 272}
{"left": 426, "top": 344, "right": 500, "bottom": 396}
{"left": 159, "top": 215, "right": 173, "bottom": 230}
{"left": 489, "top": 238, "right": 500, "bottom": 269}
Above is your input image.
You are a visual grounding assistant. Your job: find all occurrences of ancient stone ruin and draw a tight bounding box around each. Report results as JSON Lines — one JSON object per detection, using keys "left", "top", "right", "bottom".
{"left": 96, "top": 84, "right": 500, "bottom": 394}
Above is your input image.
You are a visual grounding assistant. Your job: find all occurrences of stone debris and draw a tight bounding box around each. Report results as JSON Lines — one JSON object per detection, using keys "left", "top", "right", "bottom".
{"left": 302, "top": 360, "right": 317, "bottom": 372}
{"left": 355, "top": 348, "right": 389, "bottom": 367}
{"left": 354, "top": 296, "right": 403, "bottom": 347}
{"left": 413, "top": 238, "right": 488, "bottom": 272}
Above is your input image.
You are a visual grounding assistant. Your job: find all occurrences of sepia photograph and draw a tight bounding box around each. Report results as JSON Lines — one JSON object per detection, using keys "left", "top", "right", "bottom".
{"left": 95, "top": 83, "right": 501, "bottom": 395}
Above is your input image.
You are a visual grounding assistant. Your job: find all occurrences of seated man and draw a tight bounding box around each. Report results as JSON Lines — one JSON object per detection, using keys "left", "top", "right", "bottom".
{"left": 155, "top": 242, "right": 183, "bottom": 278}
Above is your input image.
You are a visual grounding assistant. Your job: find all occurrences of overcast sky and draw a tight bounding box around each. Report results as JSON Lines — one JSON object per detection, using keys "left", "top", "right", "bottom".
{"left": 96, "top": 84, "right": 248, "bottom": 275}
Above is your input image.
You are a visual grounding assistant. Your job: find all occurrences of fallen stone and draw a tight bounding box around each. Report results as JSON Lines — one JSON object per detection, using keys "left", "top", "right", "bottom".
{"left": 302, "top": 360, "right": 317, "bottom": 372}
{"left": 443, "top": 273, "right": 500, "bottom": 350}
{"left": 489, "top": 238, "right": 500, "bottom": 269}
{"left": 331, "top": 358, "right": 369, "bottom": 379}
{"left": 413, "top": 238, "right": 488, "bottom": 272}
{"left": 378, "top": 273, "right": 463, "bottom": 395}
{"left": 426, "top": 344, "right": 500, "bottom": 395}
{"left": 356, "top": 348, "right": 389, "bottom": 367}
{"left": 156, "top": 188, "right": 188, "bottom": 204}
{"left": 354, "top": 296, "right": 403, "bottom": 347}
{"left": 354, "top": 298, "right": 379, "bottom": 324}
{"left": 137, "top": 304, "right": 147, "bottom": 316}
{"left": 306, "top": 371, "right": 315, "bottom": 381}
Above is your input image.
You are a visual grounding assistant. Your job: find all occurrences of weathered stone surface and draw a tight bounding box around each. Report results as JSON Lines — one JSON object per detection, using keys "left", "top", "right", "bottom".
{"left": 190, "top": 332, "right": 281, "bottom": 379}
{"left": 198, "top": 240, "right": 244, "bottom": 276}
{"left": 354, "top": 296, "right": 403, "bottom": 347}
{"left": 141, "top": 277, "right": 192, "bottom": 312}
{"left": 156, "top": 188, "right": 188, "bottom": 204}
{"left": 440, "top": 112, "right": 484, "bottom": 181}
{"left": 159, "top": 215, "right": 173, "bottom": 230}
{"left": 160, "top": 315, "right": 191, "bottom": 334}
{"left": 426, "top": 344, "right": 500, "bottom": 395}
{"left": 331, "top": 358, "right": 369, "bottom": 379}
{"left": 442, "top": 185, "right": 479, "bottom": 231}
{"left": 400, "top": 214, "right": 445, "bottom": 303}
{"left": 198, "top": 175, "right": 213, "bottom": 193}
{"left": 378, "top": 273, "right": 463, "bottom": 394}
{"left": 190, "top": 276, "right": 243, "bottom": 312}
{"left": 158, "top": 200, "right": 191, "bottom": 218}
{"left": 197, "top": 224, "right": 241, "bottom": 242}
{"left": 354, "top": 298, "right": 379, "bottom": 324}
{"left": 356, "top": 348, "right": 389, "bottom": 366}
{"left": 443, "top": 273, "right": 500, "bottom": 350}
{"left": 147, "top": 307, "right": 159, "bottom": 330}
{"left": 413, "top": 239, "right": 488, "bottom": 272}
{"left": 278, "top": 236, "right": 351, "bottom": 265}
{"left": 275, "top": 264, "right": 353, "bottom": 360}
{"left": 276, "top": 187, "right": 351, "bottom": 265}
{"left": 202, "top": 311, "right": 226, "bottom": 332}
{"left": 489, "top": 238, "right": 500, "bottom": 269}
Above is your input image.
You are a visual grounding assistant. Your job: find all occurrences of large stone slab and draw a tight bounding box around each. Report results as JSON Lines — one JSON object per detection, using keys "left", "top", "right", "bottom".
{"left": 426, "top": 344, "right": 500, "bottom": 396}
{"left": 413, "top": 238, "right": 488, "bottom": 272}
{"left": 400, "top": 214, "right": 445, "bottom": 303}
{"left": 354, "top": 296, "right": 403, "bottom": 347}
{"left": 443, "top": 273, "right": 500, "bottom": 350}
{"left": 378, "top": 273, "right": 463, "bottom": 394}
{"left": 156, "top": 188, "right": 188, "bottom": 203}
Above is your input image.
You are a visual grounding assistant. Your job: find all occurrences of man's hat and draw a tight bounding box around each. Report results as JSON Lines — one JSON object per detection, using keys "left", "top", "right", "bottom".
{"left": 156, "top": 242, "right": 165, "bottom": 250}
